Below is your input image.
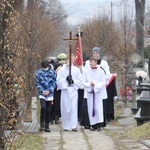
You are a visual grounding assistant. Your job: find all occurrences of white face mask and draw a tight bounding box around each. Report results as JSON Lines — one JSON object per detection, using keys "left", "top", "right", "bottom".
{"left": 43, "top": 67, "right": 49, "bottom": 71}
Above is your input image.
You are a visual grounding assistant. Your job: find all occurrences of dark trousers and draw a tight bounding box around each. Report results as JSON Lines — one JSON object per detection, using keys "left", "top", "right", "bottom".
{"left": 50, "top": 103, "right": 55, "bottom": 123}
{"left": 40, "top": 98, "right": 52, "bottom": 124}
{"left": 78, "top": 89, "right": 84, "bottom": 121}
{"left": 54, "top": 89, "right": 61, "bottom": 118}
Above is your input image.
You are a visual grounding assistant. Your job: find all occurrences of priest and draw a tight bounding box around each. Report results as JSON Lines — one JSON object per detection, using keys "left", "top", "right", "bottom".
{"left": 105, "top": 73, "right": 118, "bottom": 122}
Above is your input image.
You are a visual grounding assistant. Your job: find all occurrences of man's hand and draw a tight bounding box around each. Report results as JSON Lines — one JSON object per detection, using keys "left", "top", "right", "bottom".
{"left": 43, "top": 91, "right": 50, "bottom": 96}
{"left": 66, "top": 75, "right": 74, "bottom": 85}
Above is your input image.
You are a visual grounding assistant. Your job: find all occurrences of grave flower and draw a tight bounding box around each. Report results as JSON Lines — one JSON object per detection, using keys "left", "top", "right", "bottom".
{"left": 136, "top": 70, "right": 147, "bottom": 84}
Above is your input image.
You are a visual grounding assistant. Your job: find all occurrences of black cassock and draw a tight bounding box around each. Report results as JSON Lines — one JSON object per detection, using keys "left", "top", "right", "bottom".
{"left": 80, "top": 98, "right": 90, "bottom": 128}
{"left": 80, "top": 75, "right": 117, "bottom": 128}
{"left": 78, "top": 89, "right": 84, "bottom": 122}
{"left": 105, "top": 75, "right": 117, "bottom": 122}
{"left": 50, "top": 62, "right": 63, "bottom": 123}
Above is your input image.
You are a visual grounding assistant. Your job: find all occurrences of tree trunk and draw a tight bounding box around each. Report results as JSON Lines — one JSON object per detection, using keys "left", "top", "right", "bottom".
{"left": 135, "top": 0, "right": 145, "bottom": 59}
{"left": 0, "top": 9, "right": 6, "bottom": 150}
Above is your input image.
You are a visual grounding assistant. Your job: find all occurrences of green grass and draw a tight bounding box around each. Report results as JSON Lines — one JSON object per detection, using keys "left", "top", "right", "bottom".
{"left": 105, "top": 102, "right": 150, "bottom": 150}
{"left": 7, "top": 133, "right": 44, "bottom": 150}
{"left": 6, "top": 98, "right": 43, "bottom": 150}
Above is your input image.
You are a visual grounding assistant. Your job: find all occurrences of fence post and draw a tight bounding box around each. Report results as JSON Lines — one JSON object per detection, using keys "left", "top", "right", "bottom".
{"left": 32, "top": 97, "right": 38, "bottom": 127}
{"left": 31, "top": 97, "right": 39, "bottom": 132}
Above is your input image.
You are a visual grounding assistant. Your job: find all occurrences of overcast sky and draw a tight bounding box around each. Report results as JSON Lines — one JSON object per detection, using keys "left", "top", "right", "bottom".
{"left": 59, "top": 0, "right": 135, "bottom": 26}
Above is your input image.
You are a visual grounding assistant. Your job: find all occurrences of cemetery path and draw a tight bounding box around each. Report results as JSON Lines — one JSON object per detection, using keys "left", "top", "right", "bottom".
{"left": 41, "top": 123, "right": 117, "bottom": 150}
{"left": 41, "top": 102, "right": 150, "bottom": 150}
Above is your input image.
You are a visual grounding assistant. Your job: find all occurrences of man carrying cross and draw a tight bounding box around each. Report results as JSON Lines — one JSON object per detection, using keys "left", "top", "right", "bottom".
{"left": 56, "top": 53, "right": 83, "bottom": 131}
{"left": 56, "top": 31, "right": 83, "bottom": 131}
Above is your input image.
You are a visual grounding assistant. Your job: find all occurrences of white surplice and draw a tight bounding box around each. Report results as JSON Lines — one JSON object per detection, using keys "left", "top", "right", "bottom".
{"left": 84, "top": 59, "right": 110, "bottom": 84}
{"left": 83, "top": 67, "right": 107, "bottom": 125}
{"left": 57, "top": 64, "right": 83, "bottom": 130}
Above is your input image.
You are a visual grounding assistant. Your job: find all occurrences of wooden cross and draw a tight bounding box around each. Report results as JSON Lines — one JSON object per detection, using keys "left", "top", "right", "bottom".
{"left": 63, "top": 31, "right": 78, "bottom": 86}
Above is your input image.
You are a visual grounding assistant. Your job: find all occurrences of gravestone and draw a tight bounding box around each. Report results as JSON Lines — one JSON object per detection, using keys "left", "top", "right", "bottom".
{"left": 135, "top": 90, "right": 150, "bottom": 126}
{"left": 131, "top": 79, "right": 138, "bottom": 114}
{"left": 134, "top": 58, "right": 150, "bottom": 125}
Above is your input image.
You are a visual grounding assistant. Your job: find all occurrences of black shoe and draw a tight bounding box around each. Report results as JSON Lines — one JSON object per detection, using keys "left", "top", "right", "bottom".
{"left": 72, "top": 128, "right": 78, "bottom": 132}
{"left": 63, "top": 129, "right": 68, "bottom": 131}
{"left": 84, "top": 126, "right": 90, "bottom": 129}
{"left": 78, "top": 118, "right": 81, "bottom": 122}
{"left": 45, "top": 128, "right": 51, "bottom": 132}
{"left": 50, "top": 121, "right": 53, "bottom": 125}
{"left": 55, "top": 116, "right": 59, "bottom": 124}
{"left": 40, "top": 122, "right": 45, "bottom": 131}
{"left": 55, "top": 120, "right": 59, "bottom": 124}
{"left": 106, "top": 119, "right": 110, "bottom": 124}
{"left": 45, "top": 124, "right": 50, "bottom": 132}
{"left": 90, "top": 128, "right": 95, "bottom": 131}
{"left": 97, "top": 127, "right": 101, "bottom": 132}
{"left": 106, "top": 120, "right": 109, "bottom": 124}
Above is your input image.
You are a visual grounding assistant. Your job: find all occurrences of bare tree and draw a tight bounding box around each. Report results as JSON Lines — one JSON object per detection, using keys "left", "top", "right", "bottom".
{"left": 0, "top": 0, "right": 67, "bottom": 149}
{"left": 80, "top": 2, "right": 135, "bottom": 104}
{"left": 20, "top": 0, "right": 67, "bottom": 106}
{"left": 135, "top": 0, "right": 146, "bottom": 59}
{"left": 81, "top": 16, "right": 119, "bottom": 60}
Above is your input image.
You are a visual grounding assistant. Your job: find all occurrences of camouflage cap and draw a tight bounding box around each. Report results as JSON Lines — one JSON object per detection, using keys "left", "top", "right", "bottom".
{"left": 57, "top": 53, "right": 67, "bottom": 61}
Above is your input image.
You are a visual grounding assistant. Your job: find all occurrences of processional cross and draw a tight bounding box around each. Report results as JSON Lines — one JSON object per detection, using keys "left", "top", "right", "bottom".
{"left": 63, "top": 31, "right": 78, "bottom": 86}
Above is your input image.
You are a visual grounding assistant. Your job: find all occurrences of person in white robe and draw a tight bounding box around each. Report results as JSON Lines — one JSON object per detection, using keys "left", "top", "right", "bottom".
{"left": 57, "top": 53, "right": 83, "bottom": 131}
{"left": 84, "top": 47, "right": 110, "bottom": 128}
{"left": 83, "top": 57, "right": 107, "bottom": 131}
{"left": 84, "top": 47, "right": 110, "bottom": 84}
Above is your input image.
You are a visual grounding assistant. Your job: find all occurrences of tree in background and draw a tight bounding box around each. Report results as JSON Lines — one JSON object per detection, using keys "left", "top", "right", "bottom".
{"left": 144, "top": 7, "right": 150, "bottom": 59}
{"left": 80, "top": 3, "right": 135, "bottom": 104}
{"left": 144, "top": 46, "right": 150, "bottom": 59}
{"left": 81, "top": 15, "right": 119, "bottom": 60}
{"left": 0, "top": 0, "right": 67, "bottom": 149}
{"left": 115, "top": 17, "right": 135, "bottom": 104}
{"left": 135, "top": 0, "right": 145, "bottom": 59}
{"left": 22, "top": 0, "right": 67, "bottom": 101}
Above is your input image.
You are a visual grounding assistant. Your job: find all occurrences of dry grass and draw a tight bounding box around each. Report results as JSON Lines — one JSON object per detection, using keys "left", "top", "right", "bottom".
{"left": 106, "top": 101, "right": 150, "bottom": 149}
{"left": 126, "top": 122, "right": 150, "bottom": 140}
{"left": 110, "top": 102, "right": 125, "bottom": 126}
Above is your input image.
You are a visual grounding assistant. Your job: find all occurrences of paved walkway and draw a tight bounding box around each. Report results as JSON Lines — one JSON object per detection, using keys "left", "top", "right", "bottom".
{"left": 41, "top": 102, "right": 150, "bottom": 150}
{"left": 42, "top": 124, "right": 117, "bottom": 150}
